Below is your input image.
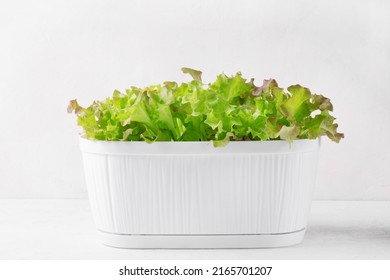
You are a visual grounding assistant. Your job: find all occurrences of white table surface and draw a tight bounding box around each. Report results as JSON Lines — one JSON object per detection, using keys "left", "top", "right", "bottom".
{"left": 0, "top": 199, "right": 389, "bottom": 260}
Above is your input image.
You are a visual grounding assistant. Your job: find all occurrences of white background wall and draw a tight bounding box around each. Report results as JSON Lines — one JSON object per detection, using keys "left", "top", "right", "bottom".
{"left": 0, "top": 0, "right": 389, "bottom": 200}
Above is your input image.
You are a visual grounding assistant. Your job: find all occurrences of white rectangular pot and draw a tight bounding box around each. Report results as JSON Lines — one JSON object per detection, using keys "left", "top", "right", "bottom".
{"left": 80, "top": 138, "right": 320, "bottom": 248}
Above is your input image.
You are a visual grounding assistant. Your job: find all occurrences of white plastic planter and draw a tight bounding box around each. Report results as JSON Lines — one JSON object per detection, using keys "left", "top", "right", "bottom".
{"left": 80, "top": 138, "right": 320, "bottom": 249}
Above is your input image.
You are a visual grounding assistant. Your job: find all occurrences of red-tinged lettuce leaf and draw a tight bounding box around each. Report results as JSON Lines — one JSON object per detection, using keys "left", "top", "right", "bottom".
{"left": 312, "top": 94, "right": 333, "bottom": 111}
{"left": 67, "top": 99, "right": 84, "bottom": 115}
{"left": 256, "top": 78, "right": 278, "bottom": 96}
{"left": 319, "top": 110, "right": 344, "bottom": 143}
{"left": 181, "top": 67, "right": 202, "bottom": 82}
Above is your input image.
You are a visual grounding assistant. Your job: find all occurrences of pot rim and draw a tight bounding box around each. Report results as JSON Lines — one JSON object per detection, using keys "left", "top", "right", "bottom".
{"left": 79, "top": 137, "right": 321, "bottom": 155}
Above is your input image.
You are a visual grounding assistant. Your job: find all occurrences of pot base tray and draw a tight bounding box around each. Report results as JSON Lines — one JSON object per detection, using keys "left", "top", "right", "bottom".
{"left": 97, "top": 229, "right": 306, "bottom": 249}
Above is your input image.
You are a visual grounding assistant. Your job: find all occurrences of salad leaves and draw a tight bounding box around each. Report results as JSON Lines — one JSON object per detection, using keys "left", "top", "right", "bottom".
{"left": 68, "top": 68, "right": 343, "bottom": 146}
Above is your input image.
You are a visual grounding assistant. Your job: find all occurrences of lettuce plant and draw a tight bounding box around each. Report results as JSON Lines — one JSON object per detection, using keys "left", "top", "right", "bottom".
{"left": 68, "top": 68, "right": 343, "bottom": 146}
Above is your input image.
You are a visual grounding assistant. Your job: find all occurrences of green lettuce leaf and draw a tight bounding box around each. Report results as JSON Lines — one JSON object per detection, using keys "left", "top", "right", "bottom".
{"left": 69, "top": 68, "right": 343, "bottom": 144}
